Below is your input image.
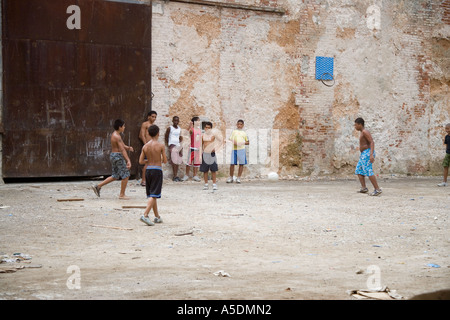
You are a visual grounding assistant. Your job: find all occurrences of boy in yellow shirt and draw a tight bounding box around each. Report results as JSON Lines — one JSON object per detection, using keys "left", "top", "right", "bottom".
{"left": 227, "top": 120, "right": 249, "bottom": 184}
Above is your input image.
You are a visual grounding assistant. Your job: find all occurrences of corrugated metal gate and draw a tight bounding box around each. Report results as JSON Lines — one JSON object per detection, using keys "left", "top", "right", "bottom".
{"left": 1, "top": 0, "right": 152, "bottom": 178}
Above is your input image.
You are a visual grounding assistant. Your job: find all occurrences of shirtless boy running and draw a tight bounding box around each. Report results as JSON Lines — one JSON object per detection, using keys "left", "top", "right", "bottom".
{"left": 92, "top": 119, "right": 134, "bottom": 199}
{"left": 354, "top": 117, "right": 382, "bottom": 196}
{"left": 139, "top": 124, "right": 167, "bottom": 226}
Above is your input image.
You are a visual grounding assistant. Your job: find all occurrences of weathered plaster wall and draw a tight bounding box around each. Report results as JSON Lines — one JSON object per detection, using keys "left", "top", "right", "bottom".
{"left": 151, "top": 0, "right": 449, "bottom": 177}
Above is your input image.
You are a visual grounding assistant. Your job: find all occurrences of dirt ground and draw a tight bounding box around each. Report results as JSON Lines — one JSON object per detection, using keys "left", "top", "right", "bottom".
{"left": 0, "top": 175, "right": 449, "bottom": 300}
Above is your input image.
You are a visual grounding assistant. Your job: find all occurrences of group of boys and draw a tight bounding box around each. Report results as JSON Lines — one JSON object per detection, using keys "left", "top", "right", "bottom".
{"left": 91, "top": 114, "right": 450, "bottom": 226}
{"left": 91, "top": 111, "right": 250, "bottom": 226}
{"left": 164, "top": 115, "right": 250, "bottom": 189}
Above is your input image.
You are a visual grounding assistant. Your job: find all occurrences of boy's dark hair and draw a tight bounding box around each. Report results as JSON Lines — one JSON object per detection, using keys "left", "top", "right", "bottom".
{"left": 237, "top": 119, "right": 244, "bottom": 125}
{"left": 355, "top": 118, "right": 365, "bottom": 126}
{"left": 148, "top": 124, "right": 160, "bottom": 137}
{"left": 113, "top": 119, "right": 125, "bottom": 130}
{"left": 191, "top": 116, "right": 200, "bottom": 123}
{"left": 148, "top": 111, "right": 157, "bottom": 116}
{"left": 204, "top": 121, "right": 213, "bottom": 128}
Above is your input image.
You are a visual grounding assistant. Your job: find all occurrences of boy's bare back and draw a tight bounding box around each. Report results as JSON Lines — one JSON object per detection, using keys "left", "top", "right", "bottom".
{"left": 140, "top": 140, "right": 167, "bottom": 167}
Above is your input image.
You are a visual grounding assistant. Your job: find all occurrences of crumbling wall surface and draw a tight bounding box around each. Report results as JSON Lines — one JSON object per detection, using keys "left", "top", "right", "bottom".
{"left": 152, "top": 0, "right": 296, "bottom": 177}
{"left": 151, "top": 0, "right": 450, "bottom": 177}
{"left": 293, "top": 0, "right": 449, "bottom": 175}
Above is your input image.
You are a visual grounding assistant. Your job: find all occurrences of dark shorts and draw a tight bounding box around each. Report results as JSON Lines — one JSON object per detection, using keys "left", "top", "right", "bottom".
{"left": 145, "top": 166, "right": 163, "bottom": 198}
{"left": 200, "top": 152, "right": 218, "bottom": 172}
{"left": 110, "top": 152, "right": 130, "bottom": 180}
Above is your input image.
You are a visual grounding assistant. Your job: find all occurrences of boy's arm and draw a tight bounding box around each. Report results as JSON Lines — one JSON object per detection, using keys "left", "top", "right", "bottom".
{"left": 363, "top": 130, "right": 376, "bottom": 161}
{"left": 117, "top": 137, "right": 132, "bottom": 169}
{"left": 139, "top": 123, "right": 146, "bottom": 144}
{"left": 139, "top": 148, "right": 147, "bottom": 165}
{"left": 161, "top": 143, "right": 168, "bottom": 164}
{"left": 164, "top": 127, "right": 170, "bottom": 146}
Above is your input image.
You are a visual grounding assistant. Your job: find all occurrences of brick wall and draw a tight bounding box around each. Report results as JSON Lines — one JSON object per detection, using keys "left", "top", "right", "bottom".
{"left": 151, "top": 0, "right": 450, "bottom": 177}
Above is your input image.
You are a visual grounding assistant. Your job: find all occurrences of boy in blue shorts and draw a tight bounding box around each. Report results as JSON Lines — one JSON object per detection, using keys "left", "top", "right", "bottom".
{"left": 227, "top": 119, "right": 249, "bottom": 184}
{"left": 92, "top": 119, "right": 134, "bottom": 199}
{"left": 354, "top": 118, "right": 382, "bottom": 196}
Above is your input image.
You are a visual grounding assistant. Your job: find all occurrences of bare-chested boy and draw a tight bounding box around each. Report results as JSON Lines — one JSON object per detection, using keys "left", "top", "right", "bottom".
{"left": 200, "top": 122, "right": 219, "bottom": 190}
{"left": 139, "top": 124, "right": 167, "bottom": 226}
{"left": 354, "top": 117, "right": 382, "bottom": 196}
{"left": 139, "top": 111, "right": 157, "bottom": 186}
{"left": 92, "top": 119, "right": 134, "bottom": 199}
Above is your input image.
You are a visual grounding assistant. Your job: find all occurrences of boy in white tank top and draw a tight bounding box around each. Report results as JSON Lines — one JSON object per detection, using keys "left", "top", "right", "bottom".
{"left": 164, "top": 116, "right": 183, "bottom": 181}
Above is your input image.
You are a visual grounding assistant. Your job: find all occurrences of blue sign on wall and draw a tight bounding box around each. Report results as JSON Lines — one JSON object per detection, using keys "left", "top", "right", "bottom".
{"left": 315, "top": 56, "right": 334, "bottom": 80}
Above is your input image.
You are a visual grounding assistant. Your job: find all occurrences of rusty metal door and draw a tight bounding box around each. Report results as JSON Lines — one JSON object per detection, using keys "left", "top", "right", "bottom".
{"left": 2, "top": 0, "right": 152, "bottom": 178}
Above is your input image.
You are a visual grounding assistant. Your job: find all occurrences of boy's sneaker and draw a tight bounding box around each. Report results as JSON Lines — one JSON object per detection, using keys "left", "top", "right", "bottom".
{"left": 181, "top": 175, "right": 189, "bottom": 181}
{"left": 140, "top": 215, "right": 154, "bottom": 226}
{"left": 226, "top": 177, "right": 233, "bottom": 183}
{"left": 203, "top": 184, "right": 209, "bottom": 190}
{"left": 91, "top": 185, "right": 100, "bottom": 197}
{"left": 193, "top": 176, "right": 201, "bottom": 182}
{"left": 173, "top": 177, "right": 181, "bottom": 182}
{"left": 212, "top": 184, "right": 218, "bottom": 190}
{"left": 437, "top": 182, "right": 447, "bottom": 187}
{"left": 358, "top": 187, "right": 369, "bottom": 193}
{"left": 369, "top": 189, "right": 382, "bottom": 196}
{"left": 236, "top": 177, "right": 241, "bottom": 184}
{"left": 154, "top": 216, "right": 163, "bottom": 224}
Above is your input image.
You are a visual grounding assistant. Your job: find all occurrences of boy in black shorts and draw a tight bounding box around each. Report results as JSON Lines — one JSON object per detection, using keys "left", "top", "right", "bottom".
{"left": 139, "top": 125, "right": 167, "bottom": 226}
{"left": 200, "top": 122, "right": 218, "bottom": 190}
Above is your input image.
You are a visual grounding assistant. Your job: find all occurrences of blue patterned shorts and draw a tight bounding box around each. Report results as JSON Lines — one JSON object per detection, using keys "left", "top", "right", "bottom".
{"left": 355, "top": 149, "right": 375, "bottom": 177}
{"left": 110, "top": 152, "right": 130, "bottom": 180}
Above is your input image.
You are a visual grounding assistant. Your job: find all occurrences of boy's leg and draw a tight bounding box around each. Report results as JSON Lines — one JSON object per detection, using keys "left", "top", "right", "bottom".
{"left": 357, "top": 174, "right": 366, "bottom": 188}
{"left": 152, "top": 198, "right": 160, "bottom": 218}
{"left": 98, "top": 176, "right": 115, "bottom": 188}
{"left": 212, "top": 171, "right": 217, "bottom": 184}
{"left": 444, "top": 166, "right": 448, "bottom": 183}
{"left": 143, "top": 197, "right": 155, "bottom": 217}
{"left": 238, "top": 164, "right": 244, "bottom": 177}
{"left": 119, "top": 177, "right": 130, "bottom": 199}
{"left": 203, "top": 171, "right": 208, "bottom": 183}
{"left": 141, "top": 166, "right": 146, "bottom": 185}
{"left": 229, "top": 165, "right": 235, "bottom": 177}
{"left": 92, "top": 176, "right": 115, "bottom": 197}
{"left": 173, "top": 163, "right": 179, "bottom": 178}
{"left": 368, "top": 175, "right": 380, "bottom": 190}
{"left": 140, "top": 197, "right": 156, "bottom": 226}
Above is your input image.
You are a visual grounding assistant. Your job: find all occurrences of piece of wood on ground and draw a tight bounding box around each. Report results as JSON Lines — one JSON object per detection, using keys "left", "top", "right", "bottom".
{"left": 175, "top": 231, "right": 194, "bottom": 236}
{"left": 57, "top": 198, "right": 84, "bottom": 202}
{"left": 91, "top": 224, "right": 133, "bottom": 231}
{"left": 122, "top": 205, "right": 146, "bottom": 209}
